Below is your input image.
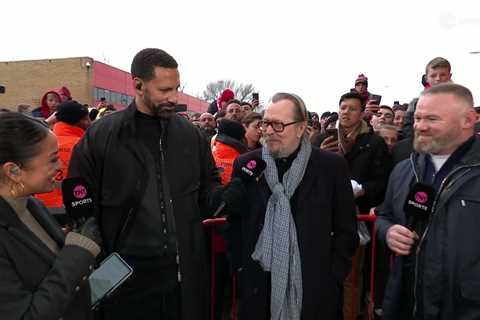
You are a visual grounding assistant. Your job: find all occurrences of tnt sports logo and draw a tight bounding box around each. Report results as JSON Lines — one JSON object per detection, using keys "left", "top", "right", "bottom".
{"left": 415, "top": 191, "right": 428, "bottom": 204}
{"left": 73, "top": 185, "right": 87, "bottom": 199}
{"left": 246, "top": 160, "right": 257, "bottom": 170}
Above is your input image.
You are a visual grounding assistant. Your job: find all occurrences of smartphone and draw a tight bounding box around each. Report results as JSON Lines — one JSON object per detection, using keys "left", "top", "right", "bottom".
{"left": 252, "top": 92, "right": 259, "bottom": 101}
{"left": 325, "top": 128, "right": 338, "bottom": 140}
{"left": 371, "top": 94, "right": 382, "bottom": 105}
{"left": 175, "top": 104, "right": 188, "bottom": 112}
{"left": 89, "top": 252, "right": 133, "bottom": 308}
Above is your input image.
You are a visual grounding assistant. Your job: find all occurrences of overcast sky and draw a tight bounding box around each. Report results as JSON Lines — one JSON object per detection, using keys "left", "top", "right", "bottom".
{"left": 3, "top": 0, "right": 479, "bottom": 113}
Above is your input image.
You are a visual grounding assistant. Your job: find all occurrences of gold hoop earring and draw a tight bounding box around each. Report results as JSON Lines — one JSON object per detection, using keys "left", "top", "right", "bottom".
{"left": 9, "top": 181, "right": 25, "bottom": 198}
{"left": 9, "top": 185, "right": 16, "bottom": 197}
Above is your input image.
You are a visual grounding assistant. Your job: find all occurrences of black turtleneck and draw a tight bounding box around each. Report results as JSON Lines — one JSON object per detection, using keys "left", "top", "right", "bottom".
{"left": 135, "top": 110, "right": 162, "bottom": 154}
{"left": 274, "top": 144, "right": 301, "bottom": 183}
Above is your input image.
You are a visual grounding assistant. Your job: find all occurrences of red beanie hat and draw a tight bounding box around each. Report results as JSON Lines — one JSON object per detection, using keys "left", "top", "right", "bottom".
{"left": 355, "top": 74, "right": 368, "bottom": 86}
{"left": 218, "top": 89, "right": 235, "bottom": 110}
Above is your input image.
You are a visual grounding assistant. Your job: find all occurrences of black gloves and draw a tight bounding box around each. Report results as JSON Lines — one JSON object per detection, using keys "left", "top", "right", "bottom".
{"left": 221, "top": 177, "right": 247, "bottom": 216}
{"left": 74, "top": 216, "right": 103, "bottom": 247}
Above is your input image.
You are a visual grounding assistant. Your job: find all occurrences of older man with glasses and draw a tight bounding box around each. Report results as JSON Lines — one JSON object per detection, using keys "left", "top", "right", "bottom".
{"left": 222, "top": 92, "right": 358, "bottom": 320}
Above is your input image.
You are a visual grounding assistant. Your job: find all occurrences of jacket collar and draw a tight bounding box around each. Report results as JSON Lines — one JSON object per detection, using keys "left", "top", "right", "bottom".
{"left": 344, "top": 130, "right": 375, "bottom": 161}
{"left": 53, "top": 121, "right": 85, "bottom": 138}
{"left": 119, "top": 102, "right": 140, "bottom": 137}
{"left": 119, "top": 102, "right": 171, "bottom": 139}
{"left": 0, "top": 196, "right": 64, "bottom": 264}
{"left": 411, "top": 135, "right": 480, "bottom": 183}
{"left": 454, "top": 135, "right": 480, "bottom": 167}
{"left": 215, "top": 134, "right": 248, "bottom": 154}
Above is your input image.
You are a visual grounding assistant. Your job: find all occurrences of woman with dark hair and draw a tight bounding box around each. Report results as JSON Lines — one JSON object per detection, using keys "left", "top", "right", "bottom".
{"left": 241, "top": 112, "right": 263, "bottom": 150}
{"left": 0, "top": 112, "right": 101, "bottom": 320}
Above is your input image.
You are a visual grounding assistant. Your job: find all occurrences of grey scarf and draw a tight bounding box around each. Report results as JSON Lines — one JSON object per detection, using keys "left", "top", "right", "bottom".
{"left": 252, "top": 134, "right": 312, "bottom": 320}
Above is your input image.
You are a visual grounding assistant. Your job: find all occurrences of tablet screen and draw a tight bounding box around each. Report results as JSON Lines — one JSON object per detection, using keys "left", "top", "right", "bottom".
{"left": 89, "top": 252, "right": 133, "bottom": 307}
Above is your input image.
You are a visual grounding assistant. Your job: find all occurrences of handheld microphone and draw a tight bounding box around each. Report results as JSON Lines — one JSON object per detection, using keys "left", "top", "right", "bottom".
{"left": 403, "top": 182, "right": 435, "bottom": 231}
{"left": 61, "top": 177, "right": 94, "bottom": 221}
{"left": 236, "top": 157, "right": 267, "bottom": 182}
{"left": 213, "top": 156, "right": 266, "bottom": 217}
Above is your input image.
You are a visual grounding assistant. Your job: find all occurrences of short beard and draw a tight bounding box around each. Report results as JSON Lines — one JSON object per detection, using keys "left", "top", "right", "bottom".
{"left": 413, "top": 129, "right": 460, "bottom": 154}
{"left": 144, "top": 91, "right": 176, "bottom": 119}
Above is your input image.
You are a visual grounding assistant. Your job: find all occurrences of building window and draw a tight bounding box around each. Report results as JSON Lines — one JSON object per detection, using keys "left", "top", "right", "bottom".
{"left": 93, "top": 87, "right": 132, "bottom": 105}
{"left": 97, "top": 88, "right": 105, "bottom": 100}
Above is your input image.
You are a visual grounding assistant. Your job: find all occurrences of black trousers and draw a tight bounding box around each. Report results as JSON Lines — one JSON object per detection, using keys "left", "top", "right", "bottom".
{"left": 102, "top": 256, "right": 181, "bottom": 320}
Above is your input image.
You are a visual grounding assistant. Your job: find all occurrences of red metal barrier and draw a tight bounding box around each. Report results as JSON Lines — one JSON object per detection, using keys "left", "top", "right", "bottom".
{"left": 202, "top": 218, "right": 237, "bottom": 320}
{"left": 203, "top": 215, "right": 378, "bottom": 320}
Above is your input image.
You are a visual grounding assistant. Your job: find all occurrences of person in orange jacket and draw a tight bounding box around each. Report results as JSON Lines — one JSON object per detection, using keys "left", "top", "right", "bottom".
{"left": 36, "top": 100, "right": 91, "bottom": 214}
{"left": 212, "top": 119, "right": 248, "bottom": 185}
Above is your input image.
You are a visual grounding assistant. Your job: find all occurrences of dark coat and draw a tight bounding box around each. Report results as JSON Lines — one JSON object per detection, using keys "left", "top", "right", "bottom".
{"left": 392, "top": 137, "right": 413, "bottom": 167}
{"left": 0, "top": 197, "right": 95, "bottom": 320}
{"left": 312, "top": 130, "right": 391, "bottom": 213}
{"left": 401, "top": 97, "right": 418, "bottom": 139}
{"left": 376, "top": 137, "right": 480, "bottom": 320}
{"left": 229, "top": 147, "right": 359, "bottom": 320}
{"left": 68, "top": 103, "right": 219, "bottom": 320}
{"left": 207, "top": 100, "right": 218, "bottom": 115}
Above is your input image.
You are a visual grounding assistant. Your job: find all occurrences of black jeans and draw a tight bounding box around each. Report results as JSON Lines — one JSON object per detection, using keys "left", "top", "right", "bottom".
{"left": 102, "top": 256, "right": 181, "bottom": 320}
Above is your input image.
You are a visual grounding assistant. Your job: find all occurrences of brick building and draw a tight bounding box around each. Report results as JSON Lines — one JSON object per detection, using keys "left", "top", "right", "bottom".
{"left": 0, "top": 57, "right": 208, "bottom": 113}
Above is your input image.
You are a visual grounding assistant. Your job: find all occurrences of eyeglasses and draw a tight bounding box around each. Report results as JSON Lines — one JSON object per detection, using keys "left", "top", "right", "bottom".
{"left": 259, "top": 120, "right": 302, "bottom": 133}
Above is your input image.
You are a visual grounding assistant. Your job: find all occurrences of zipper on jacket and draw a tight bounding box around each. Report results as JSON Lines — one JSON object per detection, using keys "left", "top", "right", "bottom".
{"left": 410, "top": 154, "right": 420, "bottom": 183}
{"left": 117, "top": 207, "right": 134, "bottom": 249}
{"left": 159, "top": 136, "right": 182, "bottom": 283}
{"left": 412, "top": 162, "right": 480, "bottom": 317}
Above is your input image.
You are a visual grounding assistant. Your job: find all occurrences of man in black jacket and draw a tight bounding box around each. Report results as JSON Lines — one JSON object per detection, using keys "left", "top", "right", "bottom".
{"left": 69, "top": 48, "right": 219, "bottom": 320}
{"left": 312, "top": 91, "right": 391, "bottom": 214}
{"left": 376, "top": 83, "right": 480, "bottom": 320}
{"left": 225, "top": 92, "right": 358, "bottom": 320}
{"left": 312, "top": 91, "right": 391, "bottom": 317}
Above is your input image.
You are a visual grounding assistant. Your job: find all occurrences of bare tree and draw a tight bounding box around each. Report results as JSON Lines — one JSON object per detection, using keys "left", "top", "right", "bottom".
{"left": 201, "top": 80, "right": 256, "bottom": 102}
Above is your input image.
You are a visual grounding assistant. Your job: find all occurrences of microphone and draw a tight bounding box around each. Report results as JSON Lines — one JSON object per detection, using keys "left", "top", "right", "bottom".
{"left": 61, "top": 177, "right": 94, "bottom": 222}
{"left": 235, "top": 157, "right": 267, "bottom": 182}
{"left": 213, "top": 156, "right": 266, "bottom": 217}
{"left": 403, "top": 182, "right": 435, "bottom": 255}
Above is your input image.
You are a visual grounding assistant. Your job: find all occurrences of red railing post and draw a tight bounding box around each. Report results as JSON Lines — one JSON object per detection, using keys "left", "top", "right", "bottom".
{"left": 202, "top": 217, "right": 236, "bottom": 320}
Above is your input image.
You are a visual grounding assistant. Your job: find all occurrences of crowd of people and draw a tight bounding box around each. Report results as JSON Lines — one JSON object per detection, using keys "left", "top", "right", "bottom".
{"left": 0, "top": 48, "right": 480, "bottom": 320}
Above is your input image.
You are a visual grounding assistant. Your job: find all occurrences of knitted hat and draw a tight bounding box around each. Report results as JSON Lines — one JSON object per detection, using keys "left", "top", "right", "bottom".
{"left": 355, "top": 74, "right": 368, "bottom": 86}
{"left": 218, "top": 89, "right": 235, "bottom": 110}
{"left": 56, "top": 100, "right": 89, "bottom": 125}
{"left": 217, "top": 119, "right": 245, "bottom": 141}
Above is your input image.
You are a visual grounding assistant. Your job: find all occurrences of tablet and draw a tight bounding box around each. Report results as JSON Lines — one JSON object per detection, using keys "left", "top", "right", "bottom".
{"left": 89, "top": 252, "right": 133, "bottom": 308}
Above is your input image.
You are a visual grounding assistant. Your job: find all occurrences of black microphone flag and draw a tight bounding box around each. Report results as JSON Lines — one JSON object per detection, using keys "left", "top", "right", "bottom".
{"left": 62, "top": 177, "right": 94, "bottom": 220}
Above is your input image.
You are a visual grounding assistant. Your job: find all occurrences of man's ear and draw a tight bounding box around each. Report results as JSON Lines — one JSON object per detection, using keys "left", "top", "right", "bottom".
{"left": 134, "top": 78, "right": 144, "bottom": 94}
{"left": 297, "top": 121, "right": 307, "bottom": 138}
{"left": 463, "top": 108, "right": 477, "bottom": 129}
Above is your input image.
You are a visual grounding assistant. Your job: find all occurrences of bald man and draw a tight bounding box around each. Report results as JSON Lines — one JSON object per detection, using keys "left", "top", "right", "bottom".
{"left": 376, "top": 83, "right": 480, "bottom": 320}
